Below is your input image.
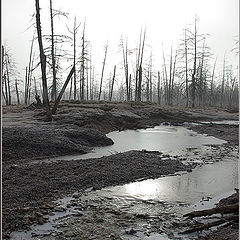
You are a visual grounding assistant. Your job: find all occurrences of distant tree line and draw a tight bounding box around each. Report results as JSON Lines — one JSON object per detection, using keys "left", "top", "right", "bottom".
{"left": 1, "top": 1, "right": 239, "bottom": 116}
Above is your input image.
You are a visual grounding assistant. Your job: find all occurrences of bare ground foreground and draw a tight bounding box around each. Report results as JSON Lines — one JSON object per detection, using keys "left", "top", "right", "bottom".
{"left": 2, "top": 102, "right": 239, "bottom": 239}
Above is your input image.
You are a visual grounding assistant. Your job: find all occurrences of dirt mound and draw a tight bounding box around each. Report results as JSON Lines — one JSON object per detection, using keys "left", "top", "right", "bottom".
{"left": 2, "top": 125, "right": 114, "bottom": 161}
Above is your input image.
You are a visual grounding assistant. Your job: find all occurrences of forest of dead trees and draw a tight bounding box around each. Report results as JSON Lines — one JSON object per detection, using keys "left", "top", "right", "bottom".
{"left": 2, "top": 0, "right": 239, "bottom": 116}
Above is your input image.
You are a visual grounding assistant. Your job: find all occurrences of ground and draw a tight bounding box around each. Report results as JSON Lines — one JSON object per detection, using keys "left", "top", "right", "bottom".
{"left": 2, "top": 102, "right": 239, "bottom": 239}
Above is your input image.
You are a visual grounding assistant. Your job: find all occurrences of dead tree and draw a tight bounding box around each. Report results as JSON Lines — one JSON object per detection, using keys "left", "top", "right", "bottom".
{"left": 184, "top": 28, "right": 189, "bottom": 107}
{"left": 146, "top": 52, "right": 153, "bottom": 102}
{"left": 221, "top": 54, "right": 226, "bottom": 108}
{"left": 98, "top": 43, "right": 108, "bottom": 101}
{"left": 35, "top": 0, "right": 52, "bottom": 119}
{"left": 191, "top": 17, "right": 198, "bottom": 108}
{"left": 80, "top": 20, "right": 86, "bottom": 101}
{"left": 109, "top": 65, "right": 116, "bottom": 101}
{"left": 15, "top": 79, "right": 20, "bottom": 104}
{"left": 157, "top": 71, "right": 161, "bottom": 105}
{"left": 52, "top": 66, "right": 75, "bottom": 114}
{"left": 121, "top": 38, "right": 130, "bottom": 101}
{"left": 67, "top": 16, "right": 80, "bottom": 100}
{"left": 24, "top": 32, "right": 35, "bottom": 104}
{"left": 134, "top": 28, "right": 146, "bottom": 102}
{"left": 49, "top": 0, "right": 57, "bottom": 101}
{"left": 210, "top": 57, "right": 217, "bottom": 106}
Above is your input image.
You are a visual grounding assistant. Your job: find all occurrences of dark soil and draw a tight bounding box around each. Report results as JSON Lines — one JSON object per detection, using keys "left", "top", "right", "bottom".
{"left": 2, "top": 150, "right": 191, "bottom": 239}
{"left": 2, "top": 125, "right": 113, "bottom": 162}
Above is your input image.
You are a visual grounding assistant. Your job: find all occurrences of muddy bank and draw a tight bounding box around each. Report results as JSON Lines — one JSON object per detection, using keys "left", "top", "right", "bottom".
{"left": 191, "top": 123, "right": 239, "bottom": 146}
{"left": 2, "top": 150, "right": 192, "bottom": 239}
{"left": 3, "top": 125, "right": 113, "bottom": 162}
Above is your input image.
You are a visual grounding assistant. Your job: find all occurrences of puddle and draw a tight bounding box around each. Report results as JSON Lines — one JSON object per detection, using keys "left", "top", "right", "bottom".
{"left": 201, "top": 120, "right": 239, "bottom": 125}
{"left": 48, "top": 125, "right": 226, "bottom": 162}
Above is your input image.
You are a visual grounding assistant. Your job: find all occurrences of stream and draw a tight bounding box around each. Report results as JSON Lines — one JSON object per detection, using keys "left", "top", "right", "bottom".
{"left": 11, "top": 123, "right": 238, "bottom": 240}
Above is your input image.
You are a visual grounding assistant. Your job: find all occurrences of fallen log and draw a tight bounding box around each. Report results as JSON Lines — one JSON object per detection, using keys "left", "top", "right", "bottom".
{"left": 183, "top": 204, "right": 239, "bottom": 219}
{"left": 179, "top": 215, "right": 239, "bottom": 234}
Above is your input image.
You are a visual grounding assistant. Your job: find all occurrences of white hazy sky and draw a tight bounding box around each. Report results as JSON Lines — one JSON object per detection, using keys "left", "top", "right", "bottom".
{"left": 2, "top": 0, "right": 239, "bottom": 82}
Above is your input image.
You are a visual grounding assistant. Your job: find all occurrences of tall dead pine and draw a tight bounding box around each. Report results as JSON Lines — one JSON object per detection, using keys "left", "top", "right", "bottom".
{"left": 35, "top": 0, "right": 52, "bottom": 119}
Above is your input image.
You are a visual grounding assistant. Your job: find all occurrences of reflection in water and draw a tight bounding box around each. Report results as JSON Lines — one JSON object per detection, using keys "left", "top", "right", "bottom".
{"left": 50, "top": 125, "right": 227, "bottom": 161}
{"left": 98, "top": 154, "right": 238, "bottom": 205}
{"left": 201, "top": 120, "right": 239, "bottom": 125}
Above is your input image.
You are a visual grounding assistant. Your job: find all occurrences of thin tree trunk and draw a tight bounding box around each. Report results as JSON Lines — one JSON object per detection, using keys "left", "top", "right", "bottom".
{"left": 191, "top": 17, "right": 197, "bottom": 108}
{"left": 26, "top": 32, "right": 35, "bottom": 105}
{"left": 221, "top": 54, "right": 226, "bottom": 108}
{"left": 15, "top": 79, "right": 20, "bottom": 104}
{"left": 50, "top": 0, "right": 57, "bottom": 101}
{"left": 80, "top": 20, "right": 86, "bottom": 101}
{"left": 98, "top": 44, "right": 108, "bottom": 101}
{"left": 184, "top": 29, "right": 189, "bottom": 107}
{"left": 109, "top": 65, "right": 116, "bottom": 101}
{"left": 157, "top": 71, "right": 161, "bottom": 105}
{"left": 52, "top": 66, "right": 75, "bottom": 114}
{"left": 3, "top": 74, "right": 9, "bottom": 105}
{"left": 171, "top": 48, "right": 178, "bottom": 106}
{"left": 5, "top": 56, "right": 11, "bottom": 105}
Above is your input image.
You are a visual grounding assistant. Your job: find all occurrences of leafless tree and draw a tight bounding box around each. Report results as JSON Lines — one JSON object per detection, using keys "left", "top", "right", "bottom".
{"left": 35, "top": 0, "right": 52, "bottom": 118}
{"left": 98, "top": 43, "right": 108, "bottom": 101}
{"left": 109, "top": 65, "right": 116, "bottom": 101}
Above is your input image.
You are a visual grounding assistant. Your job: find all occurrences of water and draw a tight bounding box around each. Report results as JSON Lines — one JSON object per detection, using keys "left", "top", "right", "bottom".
{"left": 49, "top": 125, "right": 226, "bottom": 162}
{"left": 10, "top": 125, "right": 238, "bottom": 239}
{"left": 201, "top": 120, "right": 239, "bottom": 125}
{"left": 95, "top": 153, "right": 238, "bottom": 204}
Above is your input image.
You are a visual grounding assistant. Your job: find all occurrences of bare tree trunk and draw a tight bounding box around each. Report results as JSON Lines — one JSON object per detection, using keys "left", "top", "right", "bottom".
{"left": 121, "top": 38, "right": 130, "bottom": 101}
{"left": 35, "top": 0, "right": 52, "bottom": 119}
{"left": 157, "top": 71, "right": 161, "bottom": 105}
{"left": 3, "top": 74, "right": 9, "bottom": 105}
{"left": 98, "top": 44, "right": 108, "bottom": 101}
{"left": 171, "top": 48, "right": 178, "bottom": 106}
{"left": 86, "top": 59, "right": 89, "bottom": 101}
{"left": 15, "top": 79, "right": 20, "bottom": 104}
{"left": 80, "top": 20, "right": 86, "bottom": 101}
{"left": 137, "top": 28, "right": 146, "bottom": 102}
{"left": 5, "top": 56, "right": 11, "bottom": 105}
{"left": 52, "top": 66, "right": 75, "bottom": 114}
{"left": 162, "top": 47, "right": 169, "bottom": 105}
{"left": 210, "top": 57, "right": 217, "bottom": 106}
{"left": 109, "top": 65, "right": 116, "bottom": 102}
{"left": 50, "top": 0, "right": 57, "bottom": 102}
{"left": 184, "top": 29, "right": 189, "bottom": 107}
{"left": 221, "top": 54, "right": 226, "bottom": 108}
{"left": 191, "top": 17, "right": 197, "bottom": 108}
{"left": 198, "top": 38, "right": 206, "bottom": 106}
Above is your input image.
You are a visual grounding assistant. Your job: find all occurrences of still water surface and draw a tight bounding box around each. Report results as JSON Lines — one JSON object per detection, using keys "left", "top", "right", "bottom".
{"left": 52, "top": 125, "right": 227, "bottom": 161}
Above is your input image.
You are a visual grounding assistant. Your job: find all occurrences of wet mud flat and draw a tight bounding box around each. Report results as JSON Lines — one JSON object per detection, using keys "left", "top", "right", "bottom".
{"left": 3, "top": 150, "right": 193, "bottom": 239}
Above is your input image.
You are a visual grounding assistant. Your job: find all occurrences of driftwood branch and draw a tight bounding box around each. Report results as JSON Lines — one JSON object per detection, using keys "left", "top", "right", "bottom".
{"left": 183, "top": 204, "right": 239, "bottom": 219}
{"left": 180, "top": 215, "right": 239, "bottom": 234}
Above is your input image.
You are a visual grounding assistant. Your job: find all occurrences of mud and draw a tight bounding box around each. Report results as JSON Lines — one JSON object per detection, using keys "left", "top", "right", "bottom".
{"left": 3, "top": 150, "right": 192, "bottom": 239}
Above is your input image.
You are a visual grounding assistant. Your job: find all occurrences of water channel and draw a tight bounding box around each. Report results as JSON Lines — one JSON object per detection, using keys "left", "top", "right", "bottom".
{"left": 11, "top": 123, "right": 238, "bottom": 239}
